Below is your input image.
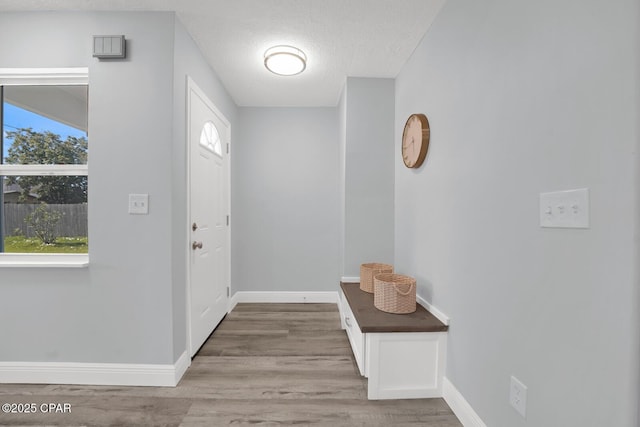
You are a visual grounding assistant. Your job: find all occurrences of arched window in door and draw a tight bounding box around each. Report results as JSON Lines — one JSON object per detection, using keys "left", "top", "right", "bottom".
{"left": 199, "top": 121, "right": 222, "bottom": 158}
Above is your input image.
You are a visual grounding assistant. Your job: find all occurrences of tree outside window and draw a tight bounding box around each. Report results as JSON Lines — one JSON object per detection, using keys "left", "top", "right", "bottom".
{"left": 1, "top": 83, "right": 88, "bottom": 254}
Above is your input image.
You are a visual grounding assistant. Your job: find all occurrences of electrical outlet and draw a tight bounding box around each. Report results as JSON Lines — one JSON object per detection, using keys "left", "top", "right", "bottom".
{"left": 509, "top": 376, "right": 527, "bottom": 418}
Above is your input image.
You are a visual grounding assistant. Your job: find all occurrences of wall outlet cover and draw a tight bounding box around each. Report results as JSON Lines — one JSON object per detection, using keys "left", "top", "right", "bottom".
{"left": 509, "top": 375, "right": 527, "bottom": 418}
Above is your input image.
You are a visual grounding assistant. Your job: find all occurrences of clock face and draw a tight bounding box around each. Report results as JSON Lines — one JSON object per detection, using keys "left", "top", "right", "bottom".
{"left": 402, "top": 114, "right": 430, "bottom": 168}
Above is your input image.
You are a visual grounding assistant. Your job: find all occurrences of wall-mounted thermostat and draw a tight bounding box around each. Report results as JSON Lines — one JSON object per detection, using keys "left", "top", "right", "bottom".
{"left": 93, "top": 35, "right": 126, "bottom": 59}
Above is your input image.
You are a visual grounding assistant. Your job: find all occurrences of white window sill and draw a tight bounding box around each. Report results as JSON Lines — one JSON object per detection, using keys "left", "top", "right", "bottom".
{"left": 0, "top": 254, "right": 89, "bottom": 268}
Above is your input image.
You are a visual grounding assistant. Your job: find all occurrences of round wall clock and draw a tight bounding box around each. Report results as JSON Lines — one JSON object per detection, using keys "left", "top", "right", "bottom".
{"left": 401, "top": 113, "right": 430, "bottom": 168}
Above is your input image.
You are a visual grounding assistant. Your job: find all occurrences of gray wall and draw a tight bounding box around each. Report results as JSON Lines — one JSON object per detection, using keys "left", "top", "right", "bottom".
{"left": 0, "top": 11, "right": 239, "bottom": 367}
{"left": 338, "top": 87, "right": 347, "bottom": 277}
{"left": 394, "top": 0, "right": 640, "bottom": 426}
{"left": 0, "top": 12, "right": 176, "bottom": 364}
{"left": 232, "top": 107, "right": 340, "bottom": 292}
{"left": 171, "top": 17, "right": 238, "bottom": 362}
{"left": 341, "top": 78, "right": 395, "bottom": 277}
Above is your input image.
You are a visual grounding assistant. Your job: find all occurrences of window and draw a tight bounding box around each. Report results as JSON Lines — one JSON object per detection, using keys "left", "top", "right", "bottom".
{"left": 0, "top": 68, "right": 88, "bottom": 267}
{"left": 200, "top": 121, "right": 222, "bottom": 157}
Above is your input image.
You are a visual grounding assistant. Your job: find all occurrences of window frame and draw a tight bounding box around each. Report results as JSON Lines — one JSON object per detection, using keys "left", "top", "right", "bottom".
{"left": 0, "top": 68, "right": 89, "bottom": 268}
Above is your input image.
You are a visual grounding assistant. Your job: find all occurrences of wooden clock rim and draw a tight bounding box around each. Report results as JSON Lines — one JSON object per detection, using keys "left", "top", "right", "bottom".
{"left": 402, "top": 113, "right": 430, "bottom": 169}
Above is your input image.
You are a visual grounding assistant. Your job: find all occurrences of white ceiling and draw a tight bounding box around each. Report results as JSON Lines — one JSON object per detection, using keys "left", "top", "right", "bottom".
{"left": 0, "top": 0, "right": 447, "bottom": 107}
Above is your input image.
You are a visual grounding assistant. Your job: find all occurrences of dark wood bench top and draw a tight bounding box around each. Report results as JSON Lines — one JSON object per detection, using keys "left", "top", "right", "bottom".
{"left": 340, "top": 282, "right": 448, "bottom": 333}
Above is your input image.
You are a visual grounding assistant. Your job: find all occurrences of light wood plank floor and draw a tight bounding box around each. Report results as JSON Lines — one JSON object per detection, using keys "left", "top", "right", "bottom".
{"left": 0, "top": 303, "right": 462, "bottom": 426}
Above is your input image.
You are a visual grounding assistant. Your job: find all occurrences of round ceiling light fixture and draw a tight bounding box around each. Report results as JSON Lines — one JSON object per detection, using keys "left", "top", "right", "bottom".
{"left": 264, "top": 45, "right": 307, "bottom": 76}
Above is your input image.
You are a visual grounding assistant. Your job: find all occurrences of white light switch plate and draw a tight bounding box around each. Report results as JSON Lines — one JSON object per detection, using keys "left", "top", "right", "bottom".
{"left": 540, "top": 188, "right": 589, "bottom": 228}
{"left": 128, "top": 194, "right": 149, "bottom": 215}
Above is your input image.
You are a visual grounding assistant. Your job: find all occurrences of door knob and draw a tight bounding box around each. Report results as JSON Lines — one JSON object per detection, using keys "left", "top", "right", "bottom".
{"left": 192, "top": 241, "right": 203, "bottom": 250}
{"left": 192, "top": 222, "right": 198, "bottom": 232}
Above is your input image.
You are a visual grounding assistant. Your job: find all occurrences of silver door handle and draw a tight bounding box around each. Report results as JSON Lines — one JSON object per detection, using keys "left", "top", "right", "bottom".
{"left": 192, "top": 241, "right": 203, "bottom": 250}
{"left": 345, "top": 316, "right": 352, "bottom": 328}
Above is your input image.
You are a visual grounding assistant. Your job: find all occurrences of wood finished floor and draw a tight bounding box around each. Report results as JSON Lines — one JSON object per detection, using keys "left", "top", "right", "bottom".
{"left": 0, "top": 303, "right": 462, "bottom": 426}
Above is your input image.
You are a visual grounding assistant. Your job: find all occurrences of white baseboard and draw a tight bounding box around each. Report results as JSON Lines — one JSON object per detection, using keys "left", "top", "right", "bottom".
{"left": 173, "top": 350, "right": 191, "bottom": 385}
{"left": 0, "top": 351, "right": 191, "bottom": 387}
{"left": 340, "top": 276, "right": 360, "bottom": 283}
{"left": 416, "top": 294, "right": 450, "bottom": 326}
{"left": 229, "top": 291, "right": 339, "bottom": 312}
{"left": 443, "top": 377, "right": 487, "bottom": 427}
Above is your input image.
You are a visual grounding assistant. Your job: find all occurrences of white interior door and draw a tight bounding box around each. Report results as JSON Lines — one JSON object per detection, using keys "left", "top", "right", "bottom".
{"left": 187, "top": 77, "right": 229, "bottom": 356}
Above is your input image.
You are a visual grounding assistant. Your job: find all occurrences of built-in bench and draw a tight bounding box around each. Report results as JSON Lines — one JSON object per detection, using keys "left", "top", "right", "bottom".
{"left": 339, "top": 282, "right": 448, "bottom": 400}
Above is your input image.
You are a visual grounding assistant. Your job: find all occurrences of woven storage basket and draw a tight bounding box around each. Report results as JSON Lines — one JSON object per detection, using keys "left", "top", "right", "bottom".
{"left": 360, "top": 263, "right": 393, "bottom": 293}
{"left": 373, "top": 273, "right": 417, "bottom": 314}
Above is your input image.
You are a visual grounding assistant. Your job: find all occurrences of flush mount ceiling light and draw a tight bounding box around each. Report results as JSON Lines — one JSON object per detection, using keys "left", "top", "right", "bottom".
{"left": 264, "top": 45, "right": 307, "bottom": 76}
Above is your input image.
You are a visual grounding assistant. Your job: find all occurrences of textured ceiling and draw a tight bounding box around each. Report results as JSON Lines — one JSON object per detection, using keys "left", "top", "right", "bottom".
{"left": 0, "top": 0, "right": 447, "bottom": 106}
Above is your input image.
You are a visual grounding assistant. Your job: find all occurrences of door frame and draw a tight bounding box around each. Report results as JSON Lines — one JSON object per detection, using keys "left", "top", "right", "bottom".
{"left": 185, "top": 75, "right": 231, "bottom": 357}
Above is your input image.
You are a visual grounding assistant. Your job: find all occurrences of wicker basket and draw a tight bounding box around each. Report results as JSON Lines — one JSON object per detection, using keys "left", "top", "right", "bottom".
{"left": 360, "top": 263, "right": 393, "bottom": 293}
{"left": 373, "top": 273, "right": 417, "bottom": 314}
